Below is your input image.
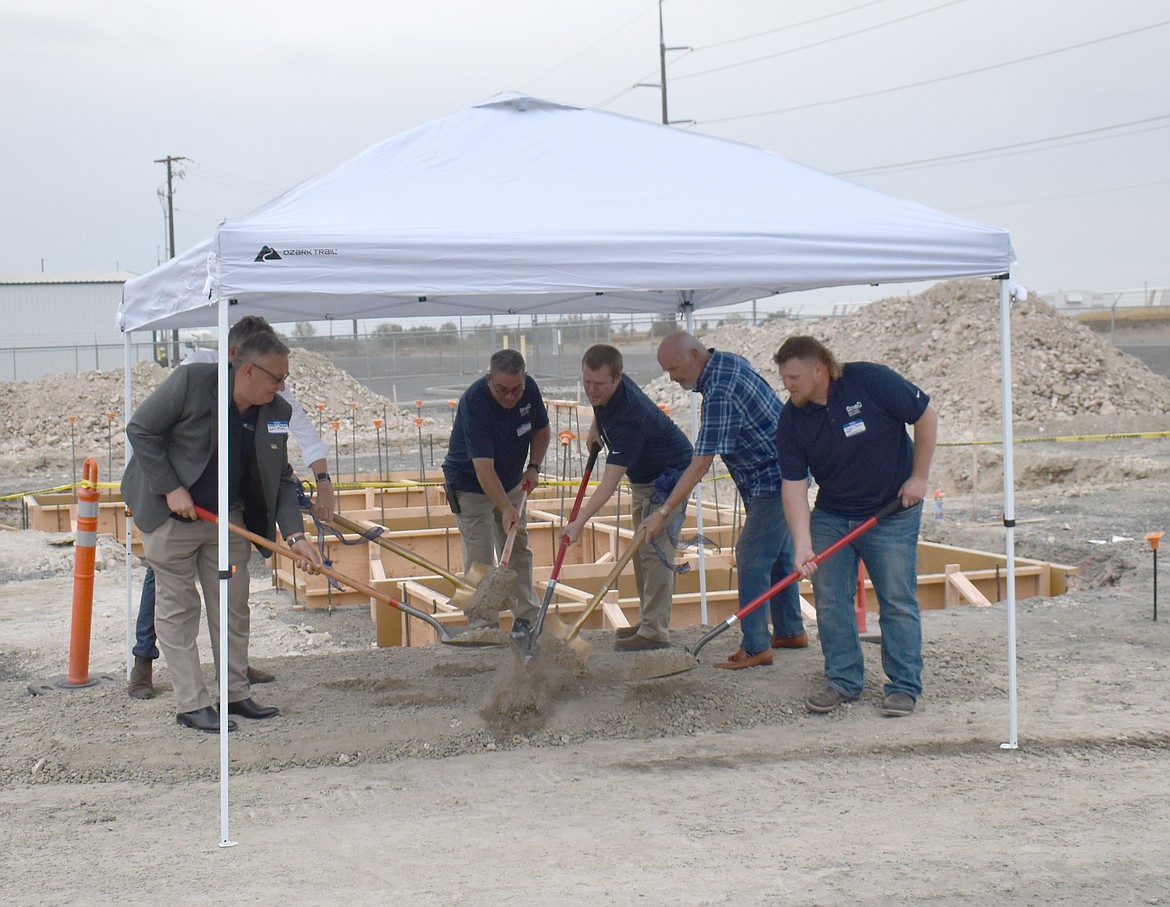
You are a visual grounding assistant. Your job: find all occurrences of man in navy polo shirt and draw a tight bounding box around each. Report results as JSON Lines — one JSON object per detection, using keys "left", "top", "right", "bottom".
{"left": 442, "top": 349, "right": 550, "bottom": 637}
{"left": 774, "top": 335, "right": 937, "bottom": 718}
{"left": 645, "top": 331, "right": 807, "bottom": 669}
{"left": 563, "top": 344, "right": 694, "bottom": 651}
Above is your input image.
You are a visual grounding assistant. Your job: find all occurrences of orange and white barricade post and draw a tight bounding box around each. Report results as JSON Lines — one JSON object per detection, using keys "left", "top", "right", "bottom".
{"left": 28, "top": 456, "right": 116, "bottom": 695}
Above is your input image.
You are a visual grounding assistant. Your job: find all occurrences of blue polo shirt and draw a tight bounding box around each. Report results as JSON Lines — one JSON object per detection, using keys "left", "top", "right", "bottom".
{"left": 442, "top": 375, "right": 549, "bottom": 494}
{"left": 776, "top": 362, "right": 930, "bottom": 519}
{"left": 694, "top": 349, "right": 784, "bottom": 503}
{"left": 594, "top": 374, "right": 693, "bottom": 485}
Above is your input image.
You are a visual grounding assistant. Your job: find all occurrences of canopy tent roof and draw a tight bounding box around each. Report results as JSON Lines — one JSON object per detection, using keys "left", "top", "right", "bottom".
{"left": 118, "top": 92, "right": 1014, "bottom": 332}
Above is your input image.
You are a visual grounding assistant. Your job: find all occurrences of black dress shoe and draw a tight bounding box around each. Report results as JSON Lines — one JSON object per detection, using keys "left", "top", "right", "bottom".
{"left": 176, "top": 706, "right": 237, "bottom": 733}
{"left": 227, "top": 698, "right": 281, "bottom": 720}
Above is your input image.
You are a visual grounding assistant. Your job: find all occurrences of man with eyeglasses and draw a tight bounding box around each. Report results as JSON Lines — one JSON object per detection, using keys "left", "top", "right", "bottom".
{"left": 121, "top": 330, "right": 322, "bottom": 732}
{"left": 126, "top": 316, "right": 335, "bottom": 701}
{"left": 442, "top": 349, "right": 550, "bottom": 641}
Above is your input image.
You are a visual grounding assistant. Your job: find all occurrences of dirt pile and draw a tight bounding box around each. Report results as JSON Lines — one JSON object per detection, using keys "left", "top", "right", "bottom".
{"left": 0, "top": 349, "right": 422, "bottom": 477}
{"left": 647, "top": 279, "right": 1170, "bottom": 438}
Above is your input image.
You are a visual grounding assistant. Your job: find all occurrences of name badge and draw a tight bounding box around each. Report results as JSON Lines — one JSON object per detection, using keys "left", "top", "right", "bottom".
{"left": 843, "top": 419, "right": 866, "bottom": 438}
{"left": 516, "top": 421, "right": 532, "bottom": 437}
{"left": 267, "top": 420, "right": 290, "bottom": 434}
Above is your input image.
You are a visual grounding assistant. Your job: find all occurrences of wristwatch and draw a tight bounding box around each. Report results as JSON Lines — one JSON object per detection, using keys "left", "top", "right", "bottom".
{"left": 286, "top": 533, "right": 306, "bottom": 545}
{"left": 657, "top": 505, "right": 671, "bottom": 518}
{"left": 315, "top": 471, "right": 331, "bottom": 483}
{"left": 527, "top": 462, "right": 541, "bottom": 472}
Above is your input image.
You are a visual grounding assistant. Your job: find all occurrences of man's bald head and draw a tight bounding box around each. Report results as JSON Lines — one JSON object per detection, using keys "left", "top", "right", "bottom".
{"left": 657, "top": 330, "right": 710, "bottom": 391}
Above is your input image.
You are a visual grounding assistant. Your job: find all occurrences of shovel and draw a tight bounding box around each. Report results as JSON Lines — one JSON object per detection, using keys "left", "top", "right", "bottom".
{"left": 328, "top": 512, "right": 476, "bottom": 611}
{"left": 628, "top": 498, "right": 903, "bottom": 681}
{"left": 546, "top": 526, "right": 647, "bottom": 661}
{"left": 193, "top": 506, "right": 501, "bottom": 647}
{"left": 528, "top": 441, "right": 602, "bottom": 654}
{"left": 461, "top": 480, "right": 531, "bottom": 624}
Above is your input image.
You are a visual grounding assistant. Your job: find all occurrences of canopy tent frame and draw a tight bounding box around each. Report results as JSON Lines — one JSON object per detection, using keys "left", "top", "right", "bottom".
{"left": 118, "top": 92, "right": 1020, "bottom": 846}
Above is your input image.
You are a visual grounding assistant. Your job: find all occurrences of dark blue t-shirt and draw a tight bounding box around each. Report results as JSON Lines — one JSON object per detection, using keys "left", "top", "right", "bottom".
{"left": 776, "top": 362, "right": 929, "bottom": 519}
{"left": 442, "top": 375, "right": 549, "bottom": 494}
{"left": 594, "top": 374, "right": 693, "bottom": 485}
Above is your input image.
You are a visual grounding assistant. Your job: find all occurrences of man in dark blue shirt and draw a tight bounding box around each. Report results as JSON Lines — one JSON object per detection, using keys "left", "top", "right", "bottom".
{"left": 564, "top": 344, "right": 693, "bottom": 650}
{"left": 774, "top": 335, "right": 937, "bottom": 717}
{"left": 442, "top": 349, "right": 550, "bottom": 634}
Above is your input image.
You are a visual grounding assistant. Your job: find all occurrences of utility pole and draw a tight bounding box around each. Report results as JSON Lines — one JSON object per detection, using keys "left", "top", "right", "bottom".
{"left": 638, "top": 1, "right": 693, "bottom": 126}
{"left": 155, "top": 154, "right": 187, "bottom": 366}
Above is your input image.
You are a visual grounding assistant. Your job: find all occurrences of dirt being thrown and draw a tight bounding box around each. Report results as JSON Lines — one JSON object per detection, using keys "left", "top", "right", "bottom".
{"left": 461, "top": 567, "right": 516, "bottom": 624}
{"left": 479, "top": 648, "right": 555, "bottom": 739}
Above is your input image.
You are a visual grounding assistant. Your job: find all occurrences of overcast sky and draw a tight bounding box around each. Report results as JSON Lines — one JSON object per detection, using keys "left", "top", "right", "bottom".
{"left": 2, "top": 0, "right": 1167, "bottom": 303}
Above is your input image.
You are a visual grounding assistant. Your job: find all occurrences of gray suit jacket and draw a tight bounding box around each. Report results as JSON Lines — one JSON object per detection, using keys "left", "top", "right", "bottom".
{"left": 120, "top": 362, "right": 304, "bottom": 549}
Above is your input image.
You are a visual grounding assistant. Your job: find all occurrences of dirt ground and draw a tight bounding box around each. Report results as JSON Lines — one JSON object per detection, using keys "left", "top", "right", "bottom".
{"left": 2, "top": 429, "right": 1169, "bottom": 905}
{"left": 3, "top": 282, "right": 1170, "bottom": 905}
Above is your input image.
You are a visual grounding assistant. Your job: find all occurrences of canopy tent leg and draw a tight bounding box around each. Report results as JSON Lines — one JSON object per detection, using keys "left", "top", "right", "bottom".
{"left": 682, "top": 301, "right": 709, "bottom": 624}
{"left": 123, "top": 333, "right": 134, "bottom": 679}
{"left": 998, "top": 276, "right": 1019, "bottom": 751}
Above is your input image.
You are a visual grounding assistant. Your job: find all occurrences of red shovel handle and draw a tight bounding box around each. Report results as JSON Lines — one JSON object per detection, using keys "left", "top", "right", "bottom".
{"left": 690, "top": 498, "right": 904, "bottom": 656}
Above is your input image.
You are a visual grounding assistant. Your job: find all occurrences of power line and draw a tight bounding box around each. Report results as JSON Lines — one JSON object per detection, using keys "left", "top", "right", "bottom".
{"left": 522, "top": 2, "right": 658, "bottom": 91}
{"left": 695, "top": 0, "right": 901, "bottom": 51}
{"left": 835, "top": 114, "right": 1170, "bottom": 177}
{"left": 674, "top": 0, "right": 966, "bottom": 82}
{"left": 698, "top": 18, "right": 1170, "bottom": 125}
{"left": 949, "top": 177, "right": 1170, "bottom": 214}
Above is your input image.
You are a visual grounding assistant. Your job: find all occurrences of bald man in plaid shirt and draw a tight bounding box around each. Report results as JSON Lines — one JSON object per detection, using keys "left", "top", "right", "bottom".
{"left": 643, "top": 331, "right": 807, "bottom": 669}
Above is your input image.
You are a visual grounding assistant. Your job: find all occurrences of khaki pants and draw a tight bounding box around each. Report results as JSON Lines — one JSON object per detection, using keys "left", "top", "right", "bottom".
{"left": 629, "top": 481, "right": 681, "bottom": 643}
{"left": 141, "top": 509, "right": 252, "bottom": 713}
{"left": 452, "top": 482, "right": 540, "bottom": 624}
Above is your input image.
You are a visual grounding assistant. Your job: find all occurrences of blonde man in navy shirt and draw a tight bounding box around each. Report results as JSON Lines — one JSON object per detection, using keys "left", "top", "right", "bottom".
{"left": 563, "top": 344, "right": 693, "bottom": 651}
{"left": 774, "top": 335, "right": 937, "bottom": 717}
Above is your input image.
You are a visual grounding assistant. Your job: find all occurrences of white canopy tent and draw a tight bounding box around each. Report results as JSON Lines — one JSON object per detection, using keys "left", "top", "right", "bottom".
{"left": 118, "top": 92, "right": 1021, "bottom": 846}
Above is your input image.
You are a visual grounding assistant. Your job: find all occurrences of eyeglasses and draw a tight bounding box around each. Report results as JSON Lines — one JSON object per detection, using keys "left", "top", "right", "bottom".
{"left": 250, "top": 361, "right": 289, "bottom": 385}
{"left": 488, "top": 377, "right": 525, "bottom": 398}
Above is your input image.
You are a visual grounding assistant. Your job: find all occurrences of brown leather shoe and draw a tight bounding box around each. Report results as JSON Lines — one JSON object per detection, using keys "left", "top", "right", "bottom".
{"left": 714, "top": 648, "right": 773, "bottom": 669}
{"left": 614, "top": 633, "right": 670, "bottom": 652}
{"left": 128, "top": 656, "right": 155, "bottom": 700}
{"left": 615, "top": 623, "right": 641, "bottom": 640}
{"left": 771, "top": 630, "right": 809, "bottom": 649}
{"left": 247, "top": 665, "right": 276, "bottom": 684}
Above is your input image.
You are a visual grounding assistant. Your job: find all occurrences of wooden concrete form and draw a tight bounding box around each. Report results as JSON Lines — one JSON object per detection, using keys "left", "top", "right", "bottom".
{"left": 24, "top": 489, "right": 141, "bottom": 553}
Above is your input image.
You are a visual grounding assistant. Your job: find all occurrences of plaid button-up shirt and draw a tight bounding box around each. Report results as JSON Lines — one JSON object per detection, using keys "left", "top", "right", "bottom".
{"left": 693, "top": 349, "right": 784, "bottom": 503}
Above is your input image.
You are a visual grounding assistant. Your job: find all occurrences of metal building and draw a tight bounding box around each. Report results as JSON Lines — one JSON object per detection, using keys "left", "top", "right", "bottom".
{"left": 0, "top": 272, "right": 139, "bottom": 380}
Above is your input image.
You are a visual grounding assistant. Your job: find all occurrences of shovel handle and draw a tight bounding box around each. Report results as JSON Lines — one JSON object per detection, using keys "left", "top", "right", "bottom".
{"left": 192, "top": 505, "right": 443, "bottom": 628}
{"left": 567, "top": 526, "right": 647, "bottom": 640}
{"left": 531, "top": 443, "right": 604, "bottom": 644}
{"left": 329, "top": 512, "right": 473, "bottom": 592}
{"left": 550, "top": 442, "right": 602, "bottom": 576}
{"left": 499, "top": 480, "right": 532, "bottom": 568}
{"left": 689, "top": 498, "right": 904, "bottom": 657}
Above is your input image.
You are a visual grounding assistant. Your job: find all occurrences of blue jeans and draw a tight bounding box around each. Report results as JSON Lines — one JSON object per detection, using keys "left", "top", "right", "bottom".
{"left": 132, "top": 565, "right": 160, "bottom": 660}
{"left": 736, "top": 490, "right": 803, "bottom": 656}
{"left": 810, "top": 502, "right": 923, "bottom": 699}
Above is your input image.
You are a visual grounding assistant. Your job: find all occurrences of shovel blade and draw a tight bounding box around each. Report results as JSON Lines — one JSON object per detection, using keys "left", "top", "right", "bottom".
{"left": 441, "top": 626, "right": 506, "bottom": 647}
{"left": 462, "top": 561, "right": 490, "bottom": 587}
{"left": 567, "top": 634, "right": 593, "bottom": 661}
{"left": 448, "top": 585, "right": 476, "bottom": 610}
{"left": 626, "top": 649, "right": 701, "bottom": 682}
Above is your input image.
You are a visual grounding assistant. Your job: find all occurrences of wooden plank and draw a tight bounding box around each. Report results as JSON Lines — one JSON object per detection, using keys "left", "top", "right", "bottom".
{"left": 945, "top": 564, "right": 992, "bottom": 607}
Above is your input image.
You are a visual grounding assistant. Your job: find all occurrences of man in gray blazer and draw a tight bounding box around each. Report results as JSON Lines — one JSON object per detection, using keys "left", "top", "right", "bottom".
{"left": 122, "top": 331, "right": 321, "bottom": 732}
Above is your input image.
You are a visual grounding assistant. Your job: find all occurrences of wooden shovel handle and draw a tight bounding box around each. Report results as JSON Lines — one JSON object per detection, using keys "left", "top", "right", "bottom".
{"left": 500, "top": 481, "right": 531, "bottom": 568}
{"left": 193, "top": 506, "right": 400, "bottom": 612}
{"left": 567, "top": 526, "right": 647, "bottom": 640}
